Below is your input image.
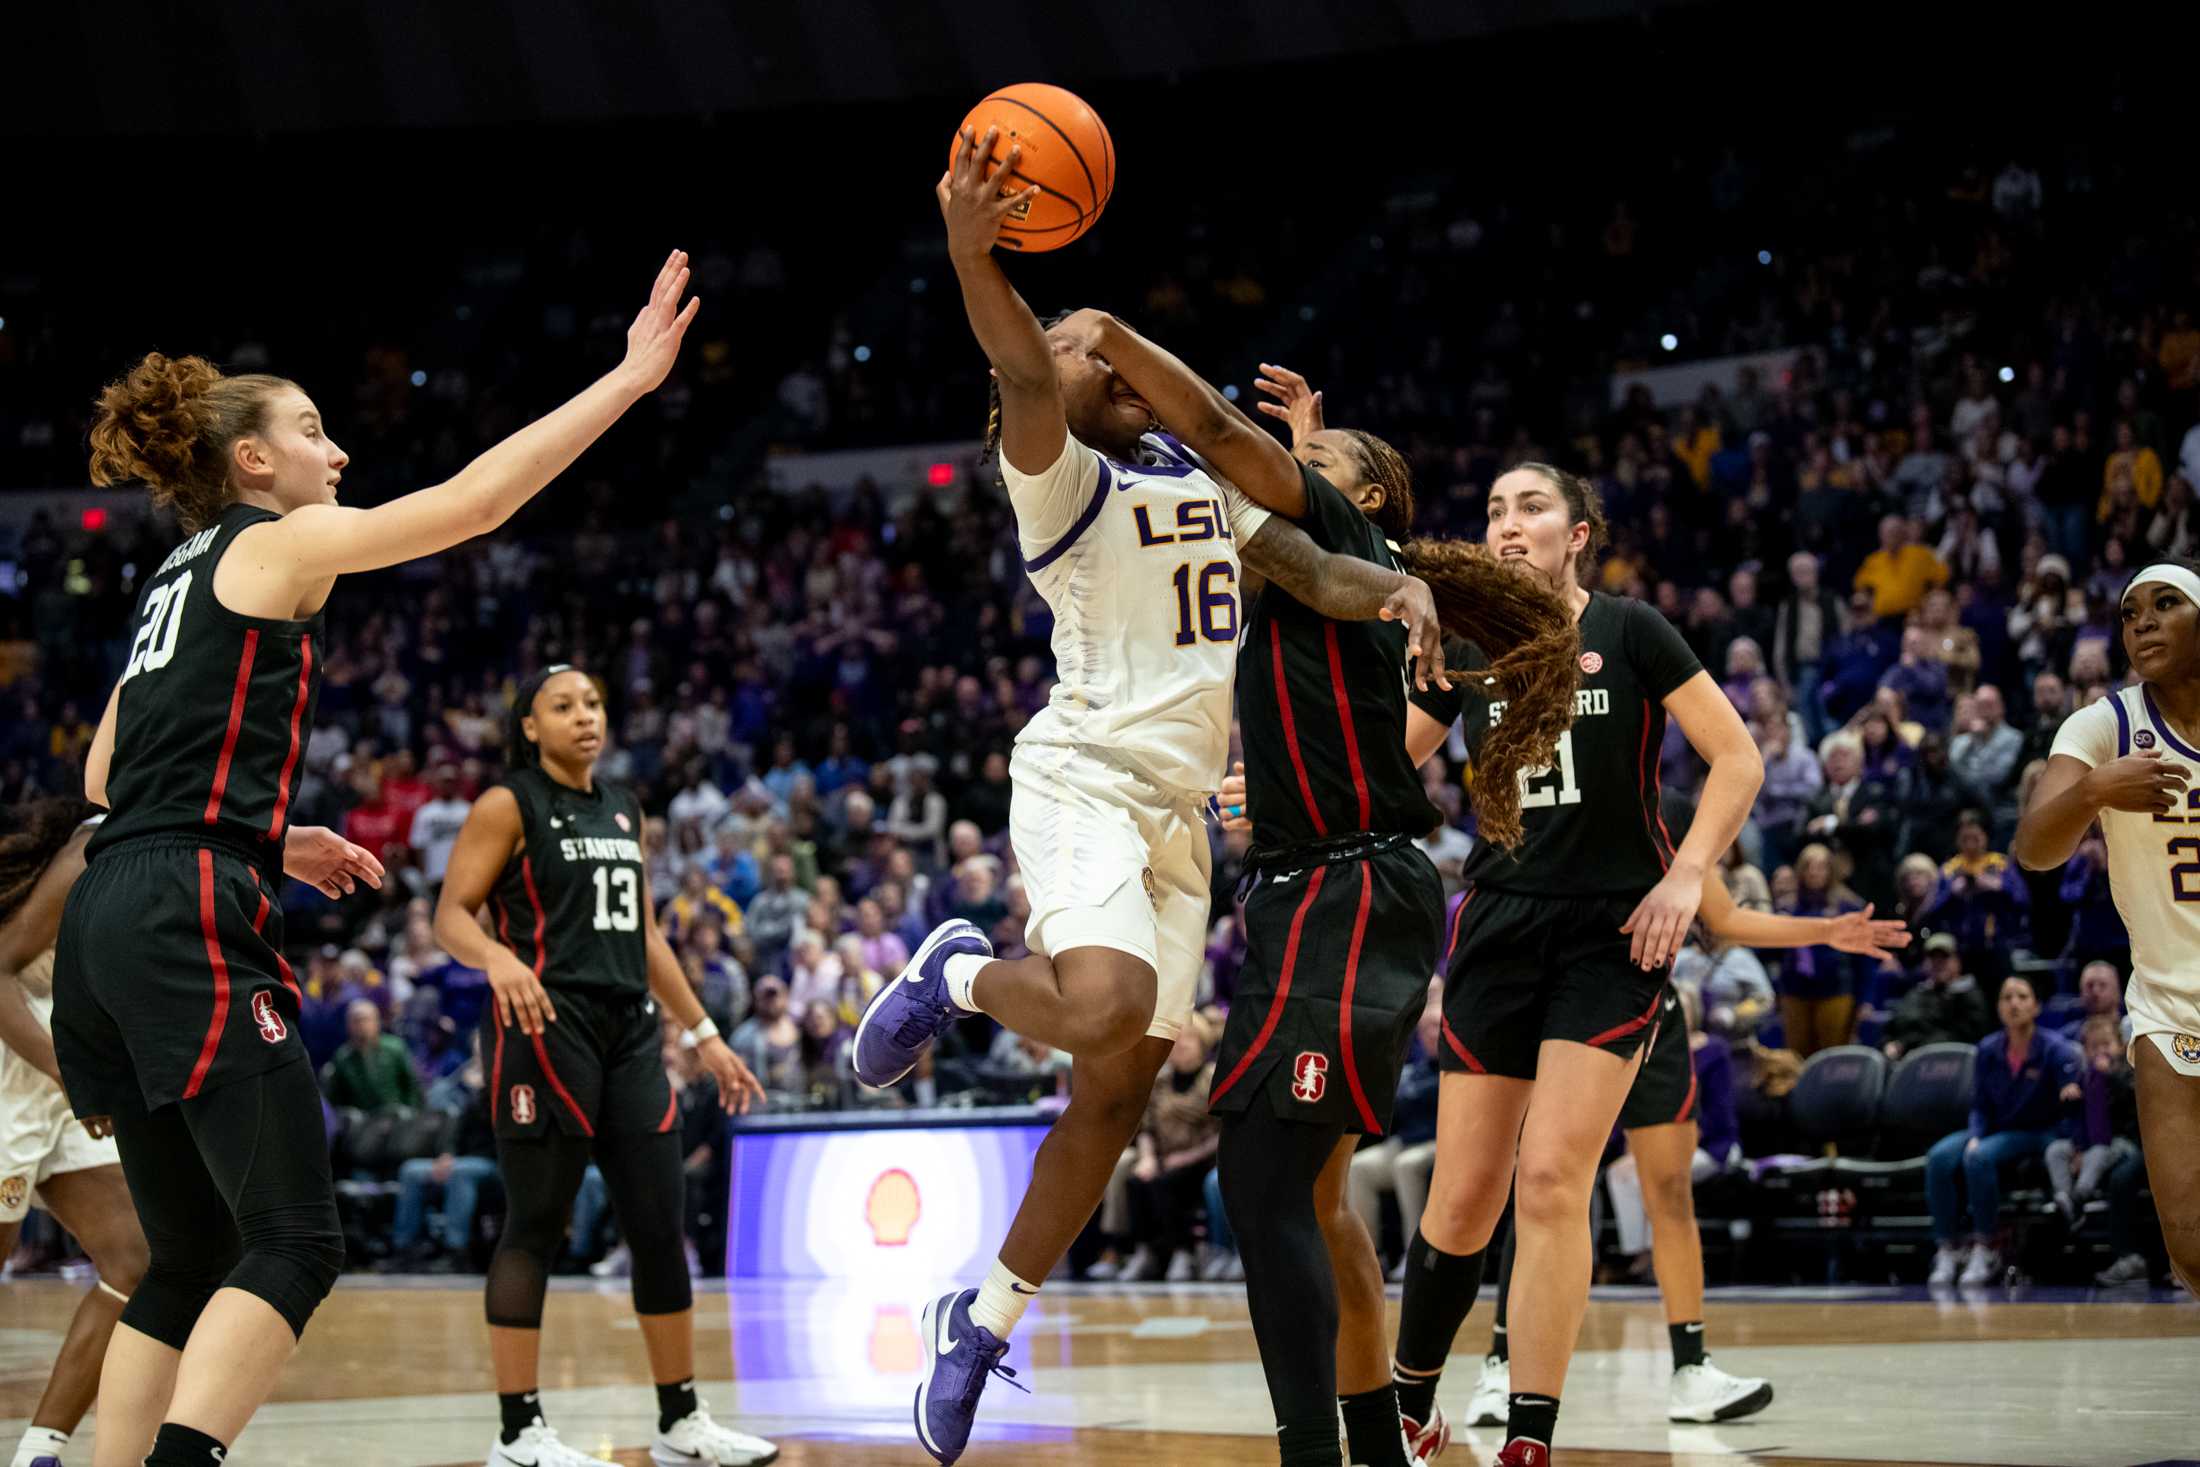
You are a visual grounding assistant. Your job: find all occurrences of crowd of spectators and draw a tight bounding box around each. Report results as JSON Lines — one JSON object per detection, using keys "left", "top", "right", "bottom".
{"left": 5, "top": 108, "right": 2191, "bottom": 1282}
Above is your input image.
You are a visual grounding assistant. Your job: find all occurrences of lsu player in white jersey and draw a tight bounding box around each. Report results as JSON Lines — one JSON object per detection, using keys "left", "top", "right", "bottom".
{"left": 852, "top": 125, "right": 1447, "bottom": 1465}
{"left": 2015, "top": 559, "right": 2200, "bottom": 1296}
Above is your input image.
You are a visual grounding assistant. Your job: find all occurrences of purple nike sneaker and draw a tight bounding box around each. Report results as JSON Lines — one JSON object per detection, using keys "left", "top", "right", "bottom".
{"left": 853, "top": 918, "right": 991, "bottom": 1087}
{"left": 915, "top": 1287, "right": 1027, "bottom": 1464}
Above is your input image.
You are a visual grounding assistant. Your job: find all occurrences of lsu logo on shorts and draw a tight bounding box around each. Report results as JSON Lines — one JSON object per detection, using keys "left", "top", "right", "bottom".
{"left": 1291, "top": 1051, "right": 1329, "bottom": 1103}
{"left": 0, "top": 1176, "right": 25, "bottom": 1213}
{"left": 2173, "top": 1034, "right": 2200, "bottom": 1066}
{"left": 509, "top": 1085, "right": 537, "bottom": 1126}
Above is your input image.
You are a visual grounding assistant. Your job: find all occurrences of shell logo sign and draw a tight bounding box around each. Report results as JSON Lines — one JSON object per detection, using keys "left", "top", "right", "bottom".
{"left": 866, "top": 1167, "right": 921, "bottom": 1246}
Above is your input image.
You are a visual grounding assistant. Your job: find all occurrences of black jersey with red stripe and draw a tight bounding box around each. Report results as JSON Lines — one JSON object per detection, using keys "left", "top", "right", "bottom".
{"left": 89, "top": 503, "right": 322, "bottom": 867}
{"left": 490, "top": 767, "right": 650, "bottom": 997}
{"left": 1238, "top": 464, "right": 1438, "bottom": 852}
{"left": 1411, "top": 592, "right": 1701, "bottom": 897}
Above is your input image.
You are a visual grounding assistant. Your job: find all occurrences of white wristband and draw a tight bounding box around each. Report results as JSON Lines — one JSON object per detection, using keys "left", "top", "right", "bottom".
{"left": 682, "top": 1017, "right": 720, "bottom": 1050}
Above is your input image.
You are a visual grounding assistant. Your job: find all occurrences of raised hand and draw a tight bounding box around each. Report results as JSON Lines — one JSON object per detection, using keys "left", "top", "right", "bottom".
{"left": 617, "top": 249, "right": 701, "bottom": 395}
{"left": 938, "top": 125, "right": 1041, "bottom": 265}
{"left": 1254, "top": 363, "right": 1325, "bottom": 446}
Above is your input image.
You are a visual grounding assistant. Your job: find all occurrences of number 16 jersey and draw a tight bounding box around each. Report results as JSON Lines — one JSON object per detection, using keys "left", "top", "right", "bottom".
{"left": 491, "top": 768, "right": 650, "bottom": 997}
{"left": 1410, "top": 591, "right": 1701, "bottom": 897}
{"left": 89, "top": 501, "right": 323, "bottom": 867}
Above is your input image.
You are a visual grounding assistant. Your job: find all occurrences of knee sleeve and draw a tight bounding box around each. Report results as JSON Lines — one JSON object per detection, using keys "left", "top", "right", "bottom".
{"left": 228, "top": 1195, "right": 347, "bottom": 1338}
{"left": 486, "top": 1134, "right": 593, "bottom": 1329}
{"left": 596, "top": 1131, "right": 693, "bottom": 1316}
{"left": 123, "top": 1236, "right": 241, "bottom": 1350}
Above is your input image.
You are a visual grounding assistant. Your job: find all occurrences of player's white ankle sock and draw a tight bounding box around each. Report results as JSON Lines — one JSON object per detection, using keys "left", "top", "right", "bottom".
{"left": 942, "top": 953, "right": 989, "bottom": 1014}
{"left": 967, "top": 1258, "right": 1038, "bottom": 1339}
{"left": 12, "top": 1426, "right": 69, "bottom": 1466}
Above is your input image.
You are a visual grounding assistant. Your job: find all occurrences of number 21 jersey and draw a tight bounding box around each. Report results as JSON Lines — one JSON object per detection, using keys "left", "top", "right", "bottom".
{"left": 491, "top": 767, "right": 650, "bottom": 997}
{"left": 1410, "top": 592, "right": 1702, "bottom": 896}
{"left": 90, "top": 502, "right": 323, "bottom": 866}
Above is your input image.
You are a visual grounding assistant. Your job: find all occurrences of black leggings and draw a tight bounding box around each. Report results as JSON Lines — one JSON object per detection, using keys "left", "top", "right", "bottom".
{"left": 107, "top": 1056, "right": 345, "bottom": 1348}
{"left": 485, "top": 1128, "right": 690, "bottom": 1329}
{"left": 1218, "top": 1104, "right": 1350, "bottom": 1440}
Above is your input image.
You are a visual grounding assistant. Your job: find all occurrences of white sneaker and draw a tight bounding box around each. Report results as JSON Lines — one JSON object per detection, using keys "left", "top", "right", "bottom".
{"left": 1465, "top": 1352, "right": 1509, "bottom": 1427}
{"left": 489, "top": 1421, "right": 619, "bottom": 1467}
{"left": 590, "top": 1243, "right": 632, "bottom": 1279}
{"left": 1926, "top": 1245, "right": 1964, "bottom": 1286}
{"left": 1118, "top": 1244, "right": 1159, "bottom": 1281}
{"left": 1958, "top": 1243, "right": 2002, "bottom": 1286}
{"left": 2095, "top": 1252, "right": 2150, "bottom": 1287}
{"left": 652, "top": 1402, "right": 779, "bottom": 1465}
{"left": 1164, "top": 1248, "right": 1196, "bottom": 1283}
{"left": 1668, "top": 1359, "right": 1774, "bottom": 1422}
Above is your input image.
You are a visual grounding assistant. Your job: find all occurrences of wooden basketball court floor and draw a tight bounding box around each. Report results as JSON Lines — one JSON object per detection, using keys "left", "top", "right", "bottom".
{"left": 3, "top": 1274, "right": 2195, "bottom": 1465}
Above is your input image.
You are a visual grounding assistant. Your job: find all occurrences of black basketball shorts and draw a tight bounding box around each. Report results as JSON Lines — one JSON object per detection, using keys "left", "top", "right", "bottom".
{"left": 54, "top": 837, "right": 308, "bottom": 1117}
{"left": 482, "top": 988, "right": 675, "bottom": 1140}
{"left": 1437, "top": 885, "right": 1666, "bottom": 1080}
{"left": 1210, "top": 839, "right": 1445, "bottom": 1135}
{"left": 1617, "top": 985, "right": 1697, "bottom": 1130}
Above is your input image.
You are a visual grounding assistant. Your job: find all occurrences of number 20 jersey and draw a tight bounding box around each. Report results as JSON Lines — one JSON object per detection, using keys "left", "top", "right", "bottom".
{"left": 89, "top": 502, "right": 323, "bottom": 867}
{"left": 1410, "top": 591, "right": 1702, "bottom": 897}
{"left": 2049, "top": 686, "right": 2200, "bottom": 1041}
{"left": 1007, "top": 432, "right": 1273, "bottom": 797}
{"left": 490, "top": 768, "right": 650, "bottom": 998}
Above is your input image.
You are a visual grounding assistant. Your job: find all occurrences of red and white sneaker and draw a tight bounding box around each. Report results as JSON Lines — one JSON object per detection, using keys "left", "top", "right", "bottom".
{"left": 1401, "top": 1402, "right": 1450, "bottom": 1460}
{"left": 1494, "top": 1438, "right": 1550, "bottom": 1467}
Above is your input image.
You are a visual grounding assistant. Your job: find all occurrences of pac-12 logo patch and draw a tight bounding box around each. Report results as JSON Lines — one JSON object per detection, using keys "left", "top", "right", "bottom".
{"left": 0, "top": 1176, "right": 25, "bottom": 1213}
{"left": 509, "top": 1085, "right": 537, "bottom": 1125}
{"left": 251, "top": 991, "right": 287, "bottom": 1044}
{"left": 1291, "top": 1051, "right": 1329, "bottom": 1102}
{"left": 2136, "top": 729, "right": 2158, "bottom": 750}
{"left": 615, "top": 811, "right": 632, "bottom": 832}
{"left": 2172, "top": 1033, "right": 2200, "bottom": 1065}
{"left": 1580, "top": 651, "right": 1604, "bottom": 675}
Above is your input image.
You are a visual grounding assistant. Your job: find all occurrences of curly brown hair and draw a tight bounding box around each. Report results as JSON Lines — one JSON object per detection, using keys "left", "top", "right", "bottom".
{"left": 0, "top": 798, "right": 99, "bottom": 930}
{"left": 1396, "top": 538, "right": 1581, "bottom": 848}
{"left": 88, "top": 353, "right": 298, "bottom": 532}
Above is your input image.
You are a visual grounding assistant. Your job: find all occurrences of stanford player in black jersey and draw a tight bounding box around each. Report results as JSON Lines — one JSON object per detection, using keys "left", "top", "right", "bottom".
{"left": 52, "top": 252, "right": 695, "bottom": 1467}
{"left": 434, "top": 668, "right": 768, "bottom": 1467}
{"left": 1389, "top": 464, "right": 1762, "bottom": 1467}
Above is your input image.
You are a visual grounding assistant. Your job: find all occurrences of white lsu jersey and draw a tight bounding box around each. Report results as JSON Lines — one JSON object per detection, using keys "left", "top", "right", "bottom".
{"left": 1004, "top": 430, "right": 1272, "bottom": 796}
{"left": 2050, "top": 684, "right": 2200, "bottom": 1043}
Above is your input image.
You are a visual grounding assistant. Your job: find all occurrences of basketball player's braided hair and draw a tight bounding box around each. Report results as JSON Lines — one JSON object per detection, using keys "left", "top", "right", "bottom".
{"left": 1337, "top": 429, "right": 1416, "bottom": 540}
{"left": 1394, "top": 538, "right": 1581, "bottom": 850}
{"left": 0, "top": 798, "right": 100, "bottom": 930}
{"left": 981, "top": 310, "right": 1077, "bottom": 484}
{"left": 1513, "top": 461, "right": 1609, "bottom": 583}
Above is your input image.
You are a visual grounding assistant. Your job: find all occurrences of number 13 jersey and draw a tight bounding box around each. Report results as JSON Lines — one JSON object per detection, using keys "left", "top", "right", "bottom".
{"left": 1411, "top": 591, "right": 1702, "bottom": 896}
{"left": 2048, "top": 687, "right": 2200, "bottom": 1043}
{"left": 1006, "top": 431, "right": 1273, "bottom": 797}
{"left": 491, "top": 768, "right": 650, "bottom": 997}
{"left": 90, "top": 502, "right": 323, "bottom": 867}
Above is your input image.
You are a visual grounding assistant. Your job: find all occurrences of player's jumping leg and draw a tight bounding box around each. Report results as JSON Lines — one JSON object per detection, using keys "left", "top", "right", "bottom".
{"left": 914, "top": 1034, "right": 1170, "bottom": 1464}
{"left": 4, "top": 1164, "right": 147, "bottom": 1467}
{"left": 1311, "top": 1129, "right": 1421, "bottom": 1467}
{"left": 1624, "top": 1122, "right": 1771, "bottom": 1422}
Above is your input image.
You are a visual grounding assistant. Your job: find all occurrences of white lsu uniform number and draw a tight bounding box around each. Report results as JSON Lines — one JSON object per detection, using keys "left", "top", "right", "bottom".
{"left": 2051, "top": 686, "right": 2200, "bottom": 1075}
{"left": 1004, "top": 431, "right": 1272, "bottom": 1040}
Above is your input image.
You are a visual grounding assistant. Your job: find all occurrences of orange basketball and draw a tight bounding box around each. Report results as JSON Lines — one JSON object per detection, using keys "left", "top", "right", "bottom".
{"left": 952, "top": 83, "right": 1115, "bottom": 252}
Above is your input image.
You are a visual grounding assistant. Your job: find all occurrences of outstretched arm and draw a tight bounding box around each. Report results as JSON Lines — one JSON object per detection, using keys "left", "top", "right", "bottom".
{"left": 940, "top": 126, "right": 1062, "bottom": 476}
{"left": 1239, "top": 518, "right": 1449, "bottom": 690}
{"left": 1697, "top": 869, "right": 1910, "bottom": 963}
{"left": 1078, "top": 313, "right": 1308, "bottom": 518}
{"left": 237, "top": 251, "right": 698, "bottom": 594}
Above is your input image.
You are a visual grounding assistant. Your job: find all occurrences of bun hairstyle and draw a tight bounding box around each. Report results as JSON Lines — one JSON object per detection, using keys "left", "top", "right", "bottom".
{"left": 87, "top": 353, "right": 297, "bottom": 532}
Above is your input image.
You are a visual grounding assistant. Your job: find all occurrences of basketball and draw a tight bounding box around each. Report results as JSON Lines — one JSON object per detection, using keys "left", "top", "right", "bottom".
{"left": 952, "top": 83, "right": 1115, "bottom": 252}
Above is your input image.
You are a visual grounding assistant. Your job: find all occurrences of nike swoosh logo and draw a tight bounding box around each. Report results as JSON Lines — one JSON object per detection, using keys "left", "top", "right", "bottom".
{"left": 1009, "top": 1282, "right": 1039, "bottom": 1295}
{"left": 937, "top": 1308, "right": 961, "bottom": 1355}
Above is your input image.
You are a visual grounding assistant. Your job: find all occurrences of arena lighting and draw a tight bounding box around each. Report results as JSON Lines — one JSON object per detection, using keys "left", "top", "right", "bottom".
{"left": 926, "top": 462, "right": 956, "bottom": 488}
{"left": 1223, "top": 383, "right": 1240, "bottom": 401}
{"left": 1999, "top": 365, "right": 2016, "bottom": 383}
{"left": 1660, "top": 333, "right": 1679, "bottom": 352}
{"left": 853, "top": 345, "right": 872, "bottom": 363}
{"left": 410, "top": 369, "right": 427, "bottom": 386}
{"left": 1757, "top": 250, "right": 1772, "bottom": 265}
{"left": 81, "top": 508, "right": 107, "bottom": 532}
